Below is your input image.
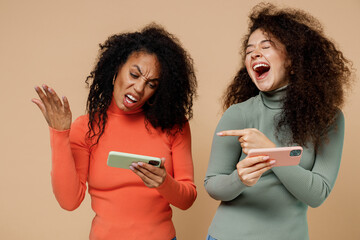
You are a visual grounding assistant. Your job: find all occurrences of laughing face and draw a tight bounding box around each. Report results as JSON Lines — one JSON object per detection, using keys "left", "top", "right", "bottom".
{"left": 245, "top": 28, "right": 290, "bottom": 92}
{"left": 113, "top": 51, "right": 160, "bottom": 112}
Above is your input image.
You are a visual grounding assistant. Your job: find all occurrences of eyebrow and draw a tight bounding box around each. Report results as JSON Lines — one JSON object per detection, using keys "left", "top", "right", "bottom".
{"left": 246, "top": 39, "right": 272, "bottom": 48}
{"left": 133, "top": 65, "right": 143, "bottom": 75}
{"left": 132, "top": 65, "right": 159, "bottom": 81}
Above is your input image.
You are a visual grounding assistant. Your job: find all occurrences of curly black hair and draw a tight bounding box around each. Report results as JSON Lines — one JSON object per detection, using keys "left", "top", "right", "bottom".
{"left": 224, "top": 2, "right": 353, "bottom": 149}
{"left": 85, "top": 23, "right": 197, "bottom": 145}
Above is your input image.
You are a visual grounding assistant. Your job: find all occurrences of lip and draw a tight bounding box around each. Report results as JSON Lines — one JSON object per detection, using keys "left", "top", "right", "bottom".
{"left": 251, "top": 61, "right": 270, "bottom": 81}
{"left": 126, "top": 93, "right": 139, "bottom": 102}
{"left": 251, "top": 61, "right": 270, "bottom": 70}
{"left": 123, "top": 93, "right": 140, "bottom": 109}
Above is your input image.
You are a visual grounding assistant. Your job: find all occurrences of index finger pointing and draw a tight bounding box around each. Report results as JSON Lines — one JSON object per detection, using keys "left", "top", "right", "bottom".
{"left": 217, "top": 129, "right": 246, "bottom": 137}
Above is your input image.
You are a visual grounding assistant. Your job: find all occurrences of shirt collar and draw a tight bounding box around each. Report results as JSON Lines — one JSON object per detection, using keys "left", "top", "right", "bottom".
{"left": 260, "top": 85, "right": 287, "bottom": 109}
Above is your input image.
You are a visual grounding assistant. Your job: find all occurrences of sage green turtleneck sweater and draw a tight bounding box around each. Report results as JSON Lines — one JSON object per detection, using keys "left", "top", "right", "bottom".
{"left": 204, "top": 87, "right": 344, "bottom": 240}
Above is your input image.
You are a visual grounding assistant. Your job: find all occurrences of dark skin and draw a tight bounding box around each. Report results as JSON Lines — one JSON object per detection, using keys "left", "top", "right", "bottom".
{"left": 32, "top": 84, "right": 72, "bottom": 130}
{"left": 130, "top": 158, "right": 167, "bottom": 188}
{"left": 32, "top": 53, "right": 168, "bottom": 189}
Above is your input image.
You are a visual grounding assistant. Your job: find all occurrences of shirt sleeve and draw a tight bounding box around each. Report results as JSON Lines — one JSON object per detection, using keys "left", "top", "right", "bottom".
{"left": 156, "top": 122, "right": 197, "bottom": 210}
{"left": 50, "top": 116, "right": 90, "bottom": 211}
{"left": 272, "top": 111, "right": 345, "bottom": 208}
{"left": 204, "top": 105, "right": 248, "bottom": 201}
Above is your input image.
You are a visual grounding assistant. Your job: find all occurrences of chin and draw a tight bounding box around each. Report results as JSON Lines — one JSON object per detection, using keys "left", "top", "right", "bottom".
{"left": 255, "top": 83, "right": 272, "bottom": 92}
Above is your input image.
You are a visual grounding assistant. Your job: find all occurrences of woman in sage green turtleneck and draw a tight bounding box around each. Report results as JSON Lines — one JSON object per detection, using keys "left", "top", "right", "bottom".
{"left": 205, "top": 3, "right": 353, "bottom": 240}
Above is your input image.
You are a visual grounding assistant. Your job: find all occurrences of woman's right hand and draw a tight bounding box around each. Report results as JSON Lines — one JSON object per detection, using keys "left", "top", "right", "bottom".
{"left": 32, "top": 84, "right": 72, "bottom": 131}
{"left": 236, "top": 155, "right": 275, "bottom": 186}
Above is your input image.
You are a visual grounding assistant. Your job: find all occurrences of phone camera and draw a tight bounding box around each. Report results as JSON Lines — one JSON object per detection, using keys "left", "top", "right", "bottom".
{"left": 290, "top": 150, "right": 302, "bottom": 156}
{"left": 149, "top": 160, "right": 159, "bottom": 166}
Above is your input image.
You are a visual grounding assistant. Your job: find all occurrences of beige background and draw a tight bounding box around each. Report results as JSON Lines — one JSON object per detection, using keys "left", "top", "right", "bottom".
{"left": 1, "top": 0, "right": 359, "bottom": 239}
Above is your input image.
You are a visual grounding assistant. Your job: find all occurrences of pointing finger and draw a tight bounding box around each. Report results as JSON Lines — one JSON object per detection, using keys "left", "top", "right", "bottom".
{"left": 217, "top": 129, "right": 247, "bottom": 137}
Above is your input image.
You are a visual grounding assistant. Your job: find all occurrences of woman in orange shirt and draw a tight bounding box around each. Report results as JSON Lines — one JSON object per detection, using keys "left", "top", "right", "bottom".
{"left": 32, "top": 24, "right": 197, "bottom": 240}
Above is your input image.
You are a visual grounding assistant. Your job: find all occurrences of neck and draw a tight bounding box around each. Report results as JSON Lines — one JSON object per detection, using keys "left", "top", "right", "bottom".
{"left": 260, "top": 85, "right": 287, "bottom": 109}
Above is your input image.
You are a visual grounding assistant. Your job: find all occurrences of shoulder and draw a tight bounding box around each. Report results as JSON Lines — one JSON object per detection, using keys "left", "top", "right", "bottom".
{"left": 171, "top": 121, "right": 191, "bottom": 137}
{"left": 332, "top": 109, "right": 345, "bottom": 130}
{"left": 320, "top": 109, "right": 345, "bottom": 140}
{"left": 336, "top": 109, "right": 345, "bottom": 121}
{"left": 167, "top": 121, "right": 191, "bottom": 145}
{"left": 71, "top": 115, "right": 89, "bottom": 129}
{"left": 220, "top": 95, "right": 260, "bottom": 125}
{"left": 224, "top": 95, "right": 260, "bottom": 114}
{"left": 70, "top": 114, "right": 89, "bottom": 138}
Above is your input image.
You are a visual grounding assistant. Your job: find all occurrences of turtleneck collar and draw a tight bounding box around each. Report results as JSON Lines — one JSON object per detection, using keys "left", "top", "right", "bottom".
{"left": 260, "top": 85, "right": 287, "bottom": 109}
{"left": 108, "top": 97, "right": 144, "bottom": 115}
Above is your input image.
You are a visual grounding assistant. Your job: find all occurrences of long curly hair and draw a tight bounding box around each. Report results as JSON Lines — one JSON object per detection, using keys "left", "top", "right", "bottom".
{"left": 86, "top": 23, "right": 197, "bottom": 145}
{"left": 224, "top": 3, "right": 353, "bottom": 149}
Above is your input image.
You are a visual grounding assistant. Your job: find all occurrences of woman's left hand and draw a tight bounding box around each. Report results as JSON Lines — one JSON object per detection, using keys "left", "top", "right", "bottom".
{"left": 130, "top": 158, "right": 167, "bottom": 188}
{"left": 217, "top": 128, "right": 276, "bottom": 154}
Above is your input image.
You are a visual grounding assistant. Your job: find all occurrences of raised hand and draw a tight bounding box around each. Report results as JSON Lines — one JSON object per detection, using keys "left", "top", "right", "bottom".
{"left": 217, "top": 128, "right": 276, "bottom": 154}
{"left": 130, "top": 158, "right": 167, "bottom": 188}
{"left": 32, "top": 84, "right": 72, "bottom": 130}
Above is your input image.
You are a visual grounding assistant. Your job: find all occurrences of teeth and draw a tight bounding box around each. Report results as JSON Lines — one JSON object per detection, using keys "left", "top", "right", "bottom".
{"left": 126, "top": 94, "right": 137, "bottom": 102}
{"left": 253, "top": 63, "right": 269, "bottom": 70}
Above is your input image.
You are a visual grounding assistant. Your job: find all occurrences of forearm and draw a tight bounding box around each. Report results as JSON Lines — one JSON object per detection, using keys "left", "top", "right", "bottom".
{"left": 272, "top": 166, "right": 335, "bottom": 207}
{"left": 204, "top": 105, "right": 247, "bottom": 201}
{"left": 272, "top": 111, "right": 344, "bottom": 207}
{"left": 204, "top": 170, "right": 247, "bottom": 201}
{"left": 50, "top": 128, "right": 87, "bottom": 210}
{"left": 156, "top": 173, "right": 197, "bottom": 210}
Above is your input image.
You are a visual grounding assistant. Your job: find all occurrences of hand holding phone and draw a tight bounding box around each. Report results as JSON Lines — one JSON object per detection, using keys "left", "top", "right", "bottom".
{"left": 107, "top": 151, "right": 162, "bottom": 169}
{"left": 247, "top": 146, "right": 303, "bottom": 167}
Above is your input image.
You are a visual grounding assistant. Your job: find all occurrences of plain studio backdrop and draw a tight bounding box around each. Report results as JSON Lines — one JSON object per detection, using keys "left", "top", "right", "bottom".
{"left": 1, "top": 0, "right": 359, "bottom": 239}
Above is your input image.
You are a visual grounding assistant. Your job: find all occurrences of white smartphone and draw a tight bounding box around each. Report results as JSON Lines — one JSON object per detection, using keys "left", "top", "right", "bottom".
{"left": 247, "top": 146, "right": 303, "bottom": 167}
{"left": 107, "top": 151, "right": 161, "bottom": 169}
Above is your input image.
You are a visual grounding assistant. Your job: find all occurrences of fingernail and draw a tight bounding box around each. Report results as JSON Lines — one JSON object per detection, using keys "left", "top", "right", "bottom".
{"left": 138, "top": 162, "right": 143, "bottom": 166}
{"left": 48, "top": 88, "right": 53, "bottom": 93}
{"left": 263, "top": 156, "right": 270, "bottom": 160}
{"left": 131, "top": 163, "right": 138, "bottom": 168}
{"left": 129, "top": 166, "right": 134, "bottom": 170}
{"left": 216, "top": 132, "right": 223, "bottom": 136}
{"left": 270, "top": 160, "right": 276, "bottom": 165}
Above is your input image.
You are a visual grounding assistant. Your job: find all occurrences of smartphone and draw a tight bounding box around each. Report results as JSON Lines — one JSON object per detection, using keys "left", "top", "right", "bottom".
{"left": 107, "top": 151, "right": 161, "bottom": 169}
{"left": 247, "top": 146, "right": 303, "bottom": 167}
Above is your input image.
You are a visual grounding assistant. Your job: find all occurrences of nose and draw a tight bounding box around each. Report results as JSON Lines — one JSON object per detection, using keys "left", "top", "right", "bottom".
{"left": 133, "top": 79, "right": 146, "bottom": 95}
{"left": 251, "top": 48, "right": 262, "bottom": 59}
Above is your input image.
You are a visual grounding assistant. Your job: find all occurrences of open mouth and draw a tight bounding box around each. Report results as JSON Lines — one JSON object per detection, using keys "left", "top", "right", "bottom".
{"left": 125, "top": 94, "right": 138, "bottom": 103}
{"left": 253, "top": 63, "right": 270, "bottom": 79}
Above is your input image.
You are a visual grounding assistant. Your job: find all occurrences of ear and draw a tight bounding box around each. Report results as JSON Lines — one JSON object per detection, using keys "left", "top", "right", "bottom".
{"left": 146, "top": 94, "right": 156, "bottom": 106}
{"left": 285, "top": 58, "right": 293, "bottom": 74}
{"left": 285, "top": 57, "right": 292, "bottom": 68}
